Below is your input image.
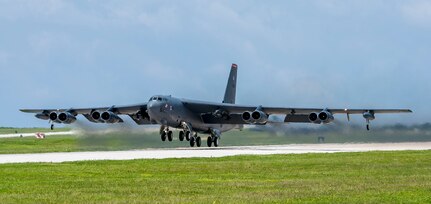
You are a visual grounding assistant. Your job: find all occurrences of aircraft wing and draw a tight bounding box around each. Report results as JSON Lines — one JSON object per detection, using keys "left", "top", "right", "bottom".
{"left": 20, "top": 103, "right": 146, "bottom": 115}
{"left": 182, "top": 99, "right": 412, "bottom": 124}
{"left": 20, "top": 103, "right": 151, "bottom": 125}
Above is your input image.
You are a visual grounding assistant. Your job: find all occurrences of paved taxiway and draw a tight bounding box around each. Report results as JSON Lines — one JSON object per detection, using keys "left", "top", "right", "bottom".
{"left": 0, "top": 142, "right": 430, "bottom": 164}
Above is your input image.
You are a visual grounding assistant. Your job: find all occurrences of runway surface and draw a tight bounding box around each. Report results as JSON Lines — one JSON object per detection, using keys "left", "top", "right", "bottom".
{"left": 0, "top": 142, "right": 430, "bottom": 164}
{"left": 0, "top": 131, "right": 73, "bottom": 138}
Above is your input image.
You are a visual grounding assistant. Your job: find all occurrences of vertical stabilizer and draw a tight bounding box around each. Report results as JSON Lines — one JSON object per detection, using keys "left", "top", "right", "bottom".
{"left": 223, "top": 64, "right": 238, "bottom": 104}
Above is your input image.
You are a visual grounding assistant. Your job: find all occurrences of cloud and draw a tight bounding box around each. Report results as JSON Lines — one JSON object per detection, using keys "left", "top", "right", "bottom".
{"left": 0, "top": 0, "right": 427, "bottom": 127}
{"left": 401, "top": 1, "right": 431, "bottom": 26}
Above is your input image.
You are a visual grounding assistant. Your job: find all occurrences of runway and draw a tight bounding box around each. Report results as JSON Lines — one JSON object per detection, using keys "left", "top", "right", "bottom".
{"left": 0, "top": 142, "right": 430, "bottom": 164}
{"left": 0, "top": 131, "right": 73, "bottom": 138}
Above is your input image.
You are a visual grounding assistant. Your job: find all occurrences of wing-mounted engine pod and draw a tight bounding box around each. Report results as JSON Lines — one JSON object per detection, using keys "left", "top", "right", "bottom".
{"left": 58, "top": 112, "right": 77, "bottom": 124}
{"left": 242, "top": 109, "right": 268, "bottom": 124}
{"left": 49, "top": 112, "right": 62, "bottom": 123}
{"left": 90, "top": 110, "right": 105, "bottom": 123}
{"left": 308, "top": 112, "right": 321, "bottom": 124}
{"left": 251, "top": 110, "right": 268, "bottom": 124}
{"left": 318, "top": 110, "right": 334, "bottom": 124}
{"left": 101, "top": 111, "right": 122, "bottom": 123}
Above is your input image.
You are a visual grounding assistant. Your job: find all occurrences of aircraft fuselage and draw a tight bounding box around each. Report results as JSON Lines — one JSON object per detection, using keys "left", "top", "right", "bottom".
{"left": 147, "top": 95, "right": 237, "bottom": 134}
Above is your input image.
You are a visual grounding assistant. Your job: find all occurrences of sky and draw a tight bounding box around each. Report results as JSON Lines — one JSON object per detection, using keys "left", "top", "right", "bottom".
{"left": 0, "top": 0, "right": 429, "bottom": 127}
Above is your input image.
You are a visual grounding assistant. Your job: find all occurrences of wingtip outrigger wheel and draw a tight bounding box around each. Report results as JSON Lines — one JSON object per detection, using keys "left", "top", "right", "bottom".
{"left": 363, "top": 111, "right": 375, "bottom": 131}
{"left": 50, "top": 124, "right": 54, "bottom": 130}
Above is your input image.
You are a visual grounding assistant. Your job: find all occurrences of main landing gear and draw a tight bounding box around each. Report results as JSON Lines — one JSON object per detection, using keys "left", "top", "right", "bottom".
{"left": 160, "top": 125, "right": 220, "bottom": 148}
{"left": 160, "top": 127, "right": 173, "bottom": 142}
{"left": 206, "top": 136, "right": 219, "bottom": 147}
{"left": 189, "top": 134, "right": 202, "bottom": 147}
{"left": 178, "top": 130, "right": 191, "bottom": 142}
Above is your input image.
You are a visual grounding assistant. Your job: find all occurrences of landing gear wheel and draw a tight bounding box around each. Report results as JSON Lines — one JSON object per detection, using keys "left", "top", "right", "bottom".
{"left": 213, "top": 137, "right": 219, "bottom": 147}
{"left": 189, "top": 136, "right": 195, "bottom": 147}
{"left": 366, "top": 124, "right": 370, "bottom": 131}
{"left": 185, "top": 131, "right": 191, "bottom": 141}
{"left": 50, "top": 124, "right": 54, "bottom": 130}
{"left": 161, "top": 131, "right": 167, "bottom": 141}
{"left": 179, "top": 131, "right": 185, "bottom": 141}
{"left": 167, "top": 131, "right": 173, "bottom": 142}
{"left": 196, "top": 137, "right": 202, "bottom": 147}
{"left": 207, "top": 136, "right": 212, "bottom": 147}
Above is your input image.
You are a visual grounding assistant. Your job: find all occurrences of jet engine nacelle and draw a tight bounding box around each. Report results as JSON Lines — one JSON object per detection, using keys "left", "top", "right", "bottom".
{"left": 318, "top": 111, "right": 334, "bottom": 124}
{"left": 251, "top": 110, "right": 268, "bottom": 124}
{"left": 49, "top": 112, "right": 61, "bottom": 123}
{"left": 242, "top": 110, "right": 268, "bottom": 124}
{"left": 58, "top": 112, "right": 77, "bottom": 124}
{"left": 90, "top": 110, "right": 105, "bottom": 123}
{"left": 308, "top": 112, "right": 321, "bottom": 124}
{"left": 101, "top": 111, "right": 122, "bottom": 123}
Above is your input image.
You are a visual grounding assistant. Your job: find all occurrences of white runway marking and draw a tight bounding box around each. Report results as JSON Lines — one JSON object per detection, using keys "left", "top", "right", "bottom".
{"left": 0, "top": 142, "right": 430, "bottom": 164}
{"left": 0, "top": 131, "right": 73, "bottom": 138}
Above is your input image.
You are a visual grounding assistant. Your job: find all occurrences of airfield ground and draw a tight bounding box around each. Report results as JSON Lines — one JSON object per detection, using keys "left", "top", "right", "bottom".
{"left": 0, "top": 128, "right": 430, "bottom": 203}
{"left": 0, "top": 151, "right": 430, "bottom": 203}
{"left": 1, "top": 127, "right": 431, "bottom": 154}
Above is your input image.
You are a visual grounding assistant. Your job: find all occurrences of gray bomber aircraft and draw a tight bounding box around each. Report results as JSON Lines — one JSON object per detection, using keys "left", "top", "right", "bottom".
{"left": 21, "top": 64, "right": 412, "bottom": 147}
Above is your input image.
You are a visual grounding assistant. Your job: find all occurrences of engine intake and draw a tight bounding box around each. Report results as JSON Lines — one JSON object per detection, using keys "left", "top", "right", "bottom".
{"left": 318, "top": 111, "right": 334, "bottom": 124}
{"left": 101, "top": 111, "right": 122, "bottom": 123}
{"left": 49, "top": 112, "right": 62, "bottom": 123}
{"left": 242, "top": 110, "right": 268, "bottom": 124}
{"left": 308, "top": 112, "right": 321, "bottom": 124}
{"left": 251, "top": 110, "right": 268, "bottom": 124}
{"left": 90, "top": 111, "right": 106, "bottom": 123}
{"left": 58, "top": 112, "right": 77, "bottom": 124}
{"left": 242, "top": 111, "right": 252, "bottom": 123}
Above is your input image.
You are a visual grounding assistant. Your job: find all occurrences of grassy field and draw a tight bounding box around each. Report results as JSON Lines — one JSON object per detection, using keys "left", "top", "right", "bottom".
{"left": 0, "top": 127, "right": 431, "bottom": 154}
{"left": 0, "top": 151, "right": 430, "bottom": 203}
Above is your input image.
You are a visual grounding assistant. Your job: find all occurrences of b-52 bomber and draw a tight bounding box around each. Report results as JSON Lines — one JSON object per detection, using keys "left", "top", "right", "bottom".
{"left": 21, "top": 64, "right": 412, "bottom": 147}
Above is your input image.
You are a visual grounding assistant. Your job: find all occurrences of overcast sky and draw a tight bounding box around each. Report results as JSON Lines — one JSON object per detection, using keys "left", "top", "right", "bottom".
{"left": 0, "top": 0, "right": 429, "bottom": 127}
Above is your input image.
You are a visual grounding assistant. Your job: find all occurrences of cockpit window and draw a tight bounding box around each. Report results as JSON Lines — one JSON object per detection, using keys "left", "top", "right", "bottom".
{"left": 149, "top": 96, "right": 166, "bottom": 101}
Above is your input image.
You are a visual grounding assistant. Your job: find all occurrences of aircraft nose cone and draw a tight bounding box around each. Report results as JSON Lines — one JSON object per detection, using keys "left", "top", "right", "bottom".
{"left": 147, "top": 101, "right": 161, "bottom": 118}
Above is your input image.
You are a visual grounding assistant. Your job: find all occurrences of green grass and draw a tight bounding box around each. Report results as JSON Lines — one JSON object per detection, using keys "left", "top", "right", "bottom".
{"left": 0, "top": 151, "right": 430, "bottom": 203}
{"left": 0, "top": 128, "right": 430, "bottom": 154}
